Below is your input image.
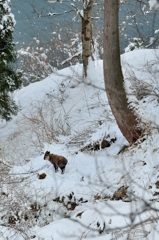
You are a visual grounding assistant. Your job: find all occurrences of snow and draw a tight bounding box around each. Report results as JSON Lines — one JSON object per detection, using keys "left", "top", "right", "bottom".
{"left": 122, "top": 49, "right": 159, "bottom": 126}
{"left": 1, "top": 49, "right": 159, "bottom": 239}
{"left": 149, "top": 0, "right": 159, "bottom": 10}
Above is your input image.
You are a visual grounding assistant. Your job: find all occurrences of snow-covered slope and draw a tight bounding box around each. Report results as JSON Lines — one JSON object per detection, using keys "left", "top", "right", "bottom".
{"left": 0, "top": 49, "right": 159, "bottom": 239}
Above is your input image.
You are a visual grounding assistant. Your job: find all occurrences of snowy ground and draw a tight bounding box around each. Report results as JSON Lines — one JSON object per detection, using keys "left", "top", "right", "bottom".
{"left": 0, "top": 49, "right": 159, "bottom": 239}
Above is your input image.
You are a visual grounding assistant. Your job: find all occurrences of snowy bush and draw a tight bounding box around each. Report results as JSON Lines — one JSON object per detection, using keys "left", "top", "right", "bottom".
{"left": 17, "top": 38, "right": 56, "bottom": 86}
{"left": 17, "top": 28, "right": 82, "bottom": 86}
{"left": 17, "top": 95, "right": 71, "bottom": 151}
{"left": 0, "top": 164, "right": 32, "bottom": 239}
{"left": 125, "top": 38, "right": 145, "bottom": 52}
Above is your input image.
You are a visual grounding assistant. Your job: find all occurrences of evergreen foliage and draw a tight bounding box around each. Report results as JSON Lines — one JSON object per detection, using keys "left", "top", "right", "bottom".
{"left": 0, "top": 0, "right": 21, "bottom": 121}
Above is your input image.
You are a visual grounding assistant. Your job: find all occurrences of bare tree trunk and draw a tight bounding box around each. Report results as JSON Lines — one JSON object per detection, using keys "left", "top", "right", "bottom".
{"left": 82, "top": 0, "right": 94, "bottom": 77}
{"left": 103, "top": 0, "right": 141, "bottom": 144}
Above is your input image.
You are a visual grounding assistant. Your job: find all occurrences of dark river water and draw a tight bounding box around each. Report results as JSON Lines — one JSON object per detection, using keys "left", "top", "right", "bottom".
{"left": 12, "top": 0, "right": 77, "bottom": 44}
{"left": 12, "top": 0, "right": 159, "bottom": 53}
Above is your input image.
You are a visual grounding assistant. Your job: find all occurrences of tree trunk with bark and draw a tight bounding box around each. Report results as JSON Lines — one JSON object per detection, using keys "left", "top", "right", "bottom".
{"left": 103, "top": 0, "right": 141, "bottom": 144}
{"left": 82, "top": 0, "right": 94, "bottom": 77}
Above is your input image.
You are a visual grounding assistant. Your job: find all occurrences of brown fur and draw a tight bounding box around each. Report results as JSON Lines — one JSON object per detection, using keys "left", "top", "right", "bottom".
{"left": 43, "top": 151, "right": 68, "bottom": 174}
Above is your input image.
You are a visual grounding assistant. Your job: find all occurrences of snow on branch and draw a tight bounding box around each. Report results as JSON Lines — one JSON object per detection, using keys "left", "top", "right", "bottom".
{"left": 61, "top": 51, "right": 81, "bottom": 65}
{"left": 149, "top": 0, "right": 159, "bottom": 10}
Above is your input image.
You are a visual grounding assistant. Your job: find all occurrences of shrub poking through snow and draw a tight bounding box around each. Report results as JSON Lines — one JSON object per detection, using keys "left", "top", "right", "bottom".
{"left": 43, "top": 151, "right": 68, "bottom": 174}
{"left": 112, "top": 186, "right": 129, "bottom": 200}
{"left": 38, "top": 173, "right": 46, "bottom": 179}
